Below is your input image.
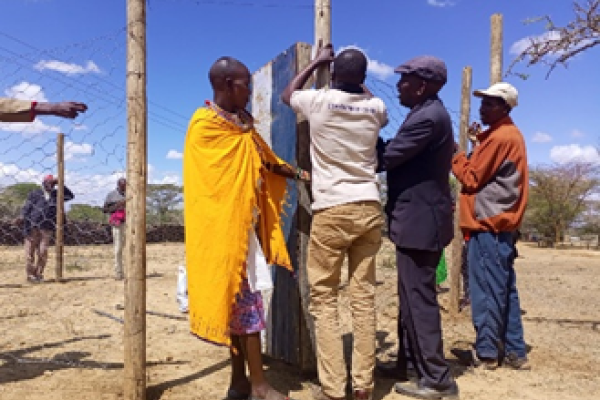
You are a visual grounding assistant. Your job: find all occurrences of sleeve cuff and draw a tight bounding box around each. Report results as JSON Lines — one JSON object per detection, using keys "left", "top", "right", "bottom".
{"left": 289, "top": 91, "right": 301, "bottom": 113}
{"left": 30, "top": 101, "right": 37, "bottom": 121}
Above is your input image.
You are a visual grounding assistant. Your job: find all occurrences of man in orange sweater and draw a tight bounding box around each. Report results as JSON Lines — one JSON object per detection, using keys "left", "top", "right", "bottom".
{"left": 451, "top": 82, "right": 529, "bottom": 370}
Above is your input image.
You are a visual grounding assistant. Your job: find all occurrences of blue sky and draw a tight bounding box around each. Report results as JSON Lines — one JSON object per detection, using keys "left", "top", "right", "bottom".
{"left": 1, "top": 0, "right": 599, "bottom": 205}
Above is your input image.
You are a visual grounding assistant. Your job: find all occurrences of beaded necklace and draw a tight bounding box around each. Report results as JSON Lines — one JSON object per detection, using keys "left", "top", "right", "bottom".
{"left": 205, "top": 100, "right": 269, "bottom": 166}
{"left": 205, "top": 100, "right": 252, "bottom": 132}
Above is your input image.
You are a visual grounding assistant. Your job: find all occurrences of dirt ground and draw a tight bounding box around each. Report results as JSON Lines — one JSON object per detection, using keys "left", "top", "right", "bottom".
{"left": 1, "top": 240, "right": 599, "bottom": 400}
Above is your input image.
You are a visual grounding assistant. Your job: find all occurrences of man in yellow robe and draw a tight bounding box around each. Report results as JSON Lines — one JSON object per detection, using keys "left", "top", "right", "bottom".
{"left": 183, "top": 56, "right": 308, "bottom": 400}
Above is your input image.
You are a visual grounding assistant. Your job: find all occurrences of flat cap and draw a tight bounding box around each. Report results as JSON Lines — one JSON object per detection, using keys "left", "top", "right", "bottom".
{"left": 395, "top": 55, "right": 447, "bottom": 84}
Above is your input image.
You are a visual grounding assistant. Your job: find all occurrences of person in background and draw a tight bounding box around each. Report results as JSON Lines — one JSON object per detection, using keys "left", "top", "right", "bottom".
{"left": 103, "top": 178, "right": 127, "bottom": 280}
{"left": 18, "top": 175, "right": 74, "bottom": 282}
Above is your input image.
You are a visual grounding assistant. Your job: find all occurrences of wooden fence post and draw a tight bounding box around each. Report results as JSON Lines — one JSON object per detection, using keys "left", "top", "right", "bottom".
{"left": 450, "top": 67, "right": 472, "bottom": 317}
{"left": 55, "top": 133, "right": 65, "bottom": 281}
{"left": 296, "top": 42, "right": 318, "bottom": 375}
{"left": 124, "top": 0, "right": 148, "bottom": 399}
{"left": 491, "top": 13, "right": 504, "bottom": 84}
{"left": 314, "top": 0, "right": 331, "bottom": 88}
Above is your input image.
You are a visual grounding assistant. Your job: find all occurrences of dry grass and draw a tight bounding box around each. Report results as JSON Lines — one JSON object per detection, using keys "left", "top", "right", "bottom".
{"left": 0, "top": 240, "right": 599, "bottom": 400}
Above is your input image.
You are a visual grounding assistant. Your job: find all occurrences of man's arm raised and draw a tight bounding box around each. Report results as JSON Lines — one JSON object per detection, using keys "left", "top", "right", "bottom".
{"left": 281, "top": 43, "right": 334, "bottom": 106}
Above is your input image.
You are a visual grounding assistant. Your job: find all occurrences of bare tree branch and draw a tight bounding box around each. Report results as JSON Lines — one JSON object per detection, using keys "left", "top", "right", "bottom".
{"left": 507, "top": 0, "right": 600, "bottom": 78}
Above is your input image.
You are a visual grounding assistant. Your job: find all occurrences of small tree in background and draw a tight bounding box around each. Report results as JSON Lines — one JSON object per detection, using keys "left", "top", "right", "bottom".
{"left": 146, "top": 184, "right": 183, "bottom": 225}
{"left": 525, "top": 162, "right": 600, "bottom": 243}
{"left": 0, "top": 182, "right": 39, "bottom": 219}
{"left": 576, "top": 199, "right": 600, "bottom": 235}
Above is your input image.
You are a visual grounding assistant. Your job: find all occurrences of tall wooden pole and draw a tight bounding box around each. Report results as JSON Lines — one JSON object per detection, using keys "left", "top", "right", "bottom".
{"left": 296, "top": 43, "right": 318, "bottom": 375}
{"left": 314, "top": 0, "right": 331, "bottom": 89}
{"left": 491, "top": 13, "right": 503, "bottom": 84}
{"left": 125, "top": 1, "right": 147, "bottom": 399}
{"left": 55, "top": 133, "right": 65, "bottom": 281}
{"left": 450, "top": 67, "right": 472, "bottom": 317}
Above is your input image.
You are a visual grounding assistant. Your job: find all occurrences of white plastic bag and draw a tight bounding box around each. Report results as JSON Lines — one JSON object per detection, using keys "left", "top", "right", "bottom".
{"left": 246, "top": 230, "right": 273, "bottom": 293}
{"left": 177, "top": 265, "right": 189, "bottom": 313}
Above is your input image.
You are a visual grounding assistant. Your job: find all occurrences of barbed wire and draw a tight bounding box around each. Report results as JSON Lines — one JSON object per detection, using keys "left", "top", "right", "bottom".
{"left": 367, "top": 75, "right": 467, "bottom": 141}
{"left": 154, "top": 0, "right": 314, "bottom": 9}
{"left": 0, "top": 25, "right": 185, "bottom": 283}
{"left": 0, "top": 30, "right": 189, "bottom": 132}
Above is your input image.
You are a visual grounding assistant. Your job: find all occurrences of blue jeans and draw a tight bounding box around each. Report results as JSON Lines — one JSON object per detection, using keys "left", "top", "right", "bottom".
{"left": 468, "top": 231, "right": 526, "bottom": 359}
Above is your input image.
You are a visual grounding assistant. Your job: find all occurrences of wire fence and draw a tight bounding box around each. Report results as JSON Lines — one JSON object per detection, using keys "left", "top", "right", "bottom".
{"left": 0, "top": 27, "right": 186, "bottom": 281}
{"left": 366, "top": 75, "right": 464, "bottom": 141}
{"left": 0, "top": 30, "right": 461, "bottom": 358}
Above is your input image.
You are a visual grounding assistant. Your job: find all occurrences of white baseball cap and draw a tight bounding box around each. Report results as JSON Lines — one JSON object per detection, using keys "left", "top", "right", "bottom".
{"left": 473, "top": 82, "right": 518, "bottom": 108}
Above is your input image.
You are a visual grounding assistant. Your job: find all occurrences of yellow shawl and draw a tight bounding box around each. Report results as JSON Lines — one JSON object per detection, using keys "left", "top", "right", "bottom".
{"left": 183, "top": 107, "right": 292, "bottom": 347}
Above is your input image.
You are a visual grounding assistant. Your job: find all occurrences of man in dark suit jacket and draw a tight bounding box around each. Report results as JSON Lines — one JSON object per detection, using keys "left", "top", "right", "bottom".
{"left": 377, "top": 56, "right": 458, "bottom": 400}
{"left": 19, "top": 175, "right": 74, "bottom": 282}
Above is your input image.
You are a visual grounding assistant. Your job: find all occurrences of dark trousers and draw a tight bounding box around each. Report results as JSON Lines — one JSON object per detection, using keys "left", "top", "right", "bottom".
{"left": 396, "top": 247, "right": 452, "bottom": 390}
{"left": 468, "top": 232, "right": 526, "bottom": 359}
{"left": 396, "top": 311, "right": 413, "bottom": 372}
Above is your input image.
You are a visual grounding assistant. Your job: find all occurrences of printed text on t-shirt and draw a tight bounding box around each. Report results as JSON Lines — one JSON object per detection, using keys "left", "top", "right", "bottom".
{"left": 328, "top": 103, "right": 378, "bottom": 114}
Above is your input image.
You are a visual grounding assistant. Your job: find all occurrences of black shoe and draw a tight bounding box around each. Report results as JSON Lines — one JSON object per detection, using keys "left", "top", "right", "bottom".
{"left": 394, "top": 381, "right": 459, "bottom": 400}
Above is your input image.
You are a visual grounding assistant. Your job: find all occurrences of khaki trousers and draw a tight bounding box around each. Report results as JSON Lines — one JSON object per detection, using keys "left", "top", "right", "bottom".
{"left": 112, "top": 225, "right": 125, "bottom": 279}
{"left": 307, "top": 201, "right": 383, "bottom": 398}
{"left": 25, "top": 228, "right": 52, "bottom": 278}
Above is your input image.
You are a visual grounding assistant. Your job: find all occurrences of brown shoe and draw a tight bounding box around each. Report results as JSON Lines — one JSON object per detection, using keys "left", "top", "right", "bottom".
{"left": 503, "top": 353, "right": 531, "bottom": 370}
{"left": 353, "top": 389, "right": 372, "bottom": 400}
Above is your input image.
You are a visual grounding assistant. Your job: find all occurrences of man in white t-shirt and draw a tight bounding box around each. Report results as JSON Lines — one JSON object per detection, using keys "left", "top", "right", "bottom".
{"left": 282, "top": 45, "right": 387, "bottom": 400}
